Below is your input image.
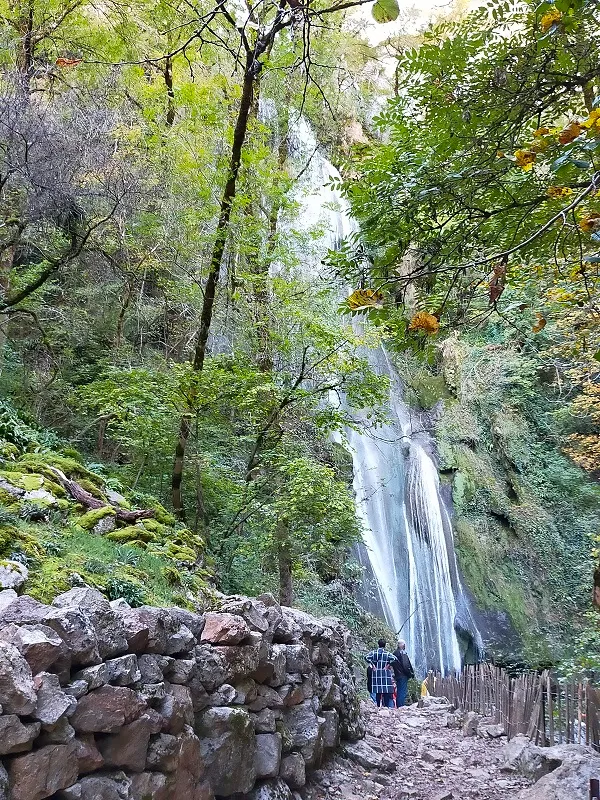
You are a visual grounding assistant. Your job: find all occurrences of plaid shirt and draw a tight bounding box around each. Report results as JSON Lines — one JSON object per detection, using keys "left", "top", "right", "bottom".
{"left": 365, "top": 648, "right": 397, "bottom": 693}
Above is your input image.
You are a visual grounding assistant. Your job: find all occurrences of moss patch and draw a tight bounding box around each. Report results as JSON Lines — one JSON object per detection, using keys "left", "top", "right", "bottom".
{"left": 77, "top": 506, "right": 115, "bottom": 530}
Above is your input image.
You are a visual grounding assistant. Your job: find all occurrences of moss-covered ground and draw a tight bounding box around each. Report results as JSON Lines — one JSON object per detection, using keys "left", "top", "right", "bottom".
{"left": 0, "top": 444, "right": 212, "bottom": 609}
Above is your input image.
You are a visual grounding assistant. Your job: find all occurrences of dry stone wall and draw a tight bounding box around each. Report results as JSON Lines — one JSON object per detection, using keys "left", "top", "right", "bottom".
{"left": 0, "top": 588, "right": 363, "bottom": 800}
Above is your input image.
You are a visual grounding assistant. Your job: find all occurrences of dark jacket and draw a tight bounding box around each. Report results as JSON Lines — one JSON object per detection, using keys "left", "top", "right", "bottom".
{"left": 366, "top": 664, "right": 373, "bottom": 693}
{"left": 392, "top": 648, "right": 415, "bottom": 681}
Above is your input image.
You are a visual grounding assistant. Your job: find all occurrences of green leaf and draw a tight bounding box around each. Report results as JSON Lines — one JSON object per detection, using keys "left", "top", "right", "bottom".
{"left": 372, "top": 0, "right": 400, "bottom": 23}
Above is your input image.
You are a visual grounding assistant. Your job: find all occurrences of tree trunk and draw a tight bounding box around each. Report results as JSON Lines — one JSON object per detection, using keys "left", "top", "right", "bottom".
{"left": 164, "top": 56, "right": 175, "bottom": 126}
{"left": 276, "top": 518, "right": 293, "bottom": 606}
{"left": 170, "top": 55, "right": 255, "bottom": 519}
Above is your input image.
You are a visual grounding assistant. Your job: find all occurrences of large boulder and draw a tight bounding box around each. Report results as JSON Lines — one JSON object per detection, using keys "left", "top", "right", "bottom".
{"left": 57, "top": 774, "right": 131, "bottom": 800}
{"left": 0, "top": 641, "right": 36, "bottom": 714}
{"left": 97, "top": 713, "right": 158, "bottom": 771}
{"left": 201, "top": 612, "right": 251, "bottom": 645}
{"left": 53, "top": 589, "right": 128, "bottom": 659}
{"left": 280, "top": 700, "right": 324, "bottom": 767}
{"left": 255, "top": 733, "right": 282, "bottom": 779}
{"left": 515, "top": 752, "right": 600, "bottom": 800}
{"left": 196, "top": 706, "right": 256, "bottom": 796}
{"left": 0, "top": 623, "right": 65, "bottom": 674}
{"left": 69, "top": 686, "right": 147, "bottom": 733}
{"left": 8, "top": 743, "right": 79, "bottom": 800}
{"left": 279, "top": 753, "right": 306, "bottom": 789}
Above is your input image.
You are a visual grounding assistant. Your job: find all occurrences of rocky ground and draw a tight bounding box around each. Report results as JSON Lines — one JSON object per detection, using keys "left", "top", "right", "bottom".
{"left": 299, "top": 697, "right": 600, "bottom": 800}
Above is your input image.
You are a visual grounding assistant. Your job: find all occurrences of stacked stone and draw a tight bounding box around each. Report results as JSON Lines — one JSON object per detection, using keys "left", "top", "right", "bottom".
{"left": 0, "top": 587, "right": 362, "bottom": 800}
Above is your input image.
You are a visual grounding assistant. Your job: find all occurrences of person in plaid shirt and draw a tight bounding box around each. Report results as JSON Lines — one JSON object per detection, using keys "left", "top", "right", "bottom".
{"left": 365, "top": 639, "right": 397, "bottom": 708}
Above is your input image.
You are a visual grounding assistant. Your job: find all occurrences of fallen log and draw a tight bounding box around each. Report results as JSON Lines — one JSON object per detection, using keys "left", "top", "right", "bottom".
{"left": 49, "top": 467, "right": 155, "bottom": 523}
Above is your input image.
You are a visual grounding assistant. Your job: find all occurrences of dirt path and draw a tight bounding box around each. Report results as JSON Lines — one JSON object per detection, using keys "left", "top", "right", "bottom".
{"left": 301, "top": 699, "right": 534, "bottom": 800}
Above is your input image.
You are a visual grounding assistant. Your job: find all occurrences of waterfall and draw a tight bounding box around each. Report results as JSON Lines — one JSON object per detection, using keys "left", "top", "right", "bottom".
{"left": 284, "top": 114, "right": 481, "bottom": 676}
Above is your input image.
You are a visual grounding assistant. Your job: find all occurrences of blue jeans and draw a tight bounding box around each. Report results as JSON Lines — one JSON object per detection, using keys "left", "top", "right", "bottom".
{"left": 377, "top": 692, "right": 394, "bottom": 708}
{"left": 396, "top": 676, "right": 408, "bottom": 707}
{"left": 370, "top": 691, "right": 377, "bottom": 703}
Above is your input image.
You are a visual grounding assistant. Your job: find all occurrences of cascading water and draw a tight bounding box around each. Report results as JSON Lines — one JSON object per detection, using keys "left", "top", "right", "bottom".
{"left": 284, "top": 115, "right": 482, "bottom": 675}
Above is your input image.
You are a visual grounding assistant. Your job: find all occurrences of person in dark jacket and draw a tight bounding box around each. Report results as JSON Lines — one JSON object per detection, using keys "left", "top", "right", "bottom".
{"left": 365, "top": 639, "right": 397, "bottom": 708}
{"left": 392, "top": 639, "right": 415, "bottom": 708}
{"left": 366, "top": 664, "right": 377, "bottom": 703}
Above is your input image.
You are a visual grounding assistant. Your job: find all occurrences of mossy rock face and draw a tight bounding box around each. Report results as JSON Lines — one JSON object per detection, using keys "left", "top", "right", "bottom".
{"left": 141, "top": 519, "right": 167, "bottom": 535}
{"left": 15, "top": 452, "right": 104, "bottom": 485}
{"left": 0, "top": 441, "right": 19, "bottom": 460}
{"left": 77, "top": 506, "right": 116, "bottom": 531}
{"left": 106, "top": 526, "right": 156, "bottom": 544}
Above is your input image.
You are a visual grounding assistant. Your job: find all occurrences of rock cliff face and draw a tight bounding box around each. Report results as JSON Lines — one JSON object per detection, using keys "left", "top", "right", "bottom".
{"left": 0, "top": 588, "right": 362, "bottom": 800}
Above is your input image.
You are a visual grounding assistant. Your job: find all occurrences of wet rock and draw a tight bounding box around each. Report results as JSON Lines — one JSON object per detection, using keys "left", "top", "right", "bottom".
{"left": 279, "top": 753, "right": 306, "bottom": 789}
{"left": 69, "top": 685, "right": 147, "bottom": 733}
{"left": 32, "top": 671, "right": 74, "bottom": 724}
{"left": 0, "top": 641, "right": 36, "bottom": 714}
{"left": 0, "top": 714, "right": 41, "bottom": 754}
{"left": 53, "top": 588, "right": 128, "bottom": 658}
{"left": 8, "top": 743, "right": 79, "bottom": 800}
{"left": 196, "top": 706, "right": 256, "bottom": 795}
{"left": 201, "top": 612, "right": 251, "bottom": 645}
{"left": 255, "top": 733, "right": 282, "bottom": 778}
{"left": 0, "top": 622, "right": 64, "bottom": 674}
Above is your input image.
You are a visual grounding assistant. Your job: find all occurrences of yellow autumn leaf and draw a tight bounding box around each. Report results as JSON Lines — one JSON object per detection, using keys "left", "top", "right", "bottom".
{"left": 558, "top": 122, "right": 582, "bottom": 145}
{"left": 546, "top": 185, "right": 574, "bottom": 198}
{"left": 347, "top": 288, "right": 384, "bottom": 310}
{"left": 579, "top": 213, "right": 600, "bottom": 233}
{"left": 514, "top": 149, "right": 536, "bottom": 168}
{"left": 409, "top": 311, "right": 440, "bottom": 334}
{"left": 533, "top": 127, "right": 550, "bottom": 137}
{"left": 582, "top": 109, "right": 600, "bottom": 133}
{"left": 540, "top": 7, "right": 562, "bottom": 33}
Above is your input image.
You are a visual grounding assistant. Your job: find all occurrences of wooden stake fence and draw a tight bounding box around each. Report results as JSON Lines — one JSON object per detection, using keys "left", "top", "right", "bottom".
{"left": 427, "top": 663, "right": 600, "bottom": 751}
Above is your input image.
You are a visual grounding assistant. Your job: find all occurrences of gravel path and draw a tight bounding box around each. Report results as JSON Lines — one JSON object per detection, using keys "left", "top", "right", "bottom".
{"left": 300, "top": 699, "right": 534, "bottom": 800}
